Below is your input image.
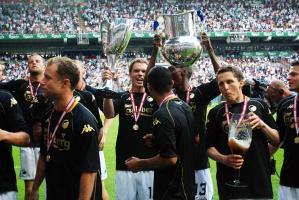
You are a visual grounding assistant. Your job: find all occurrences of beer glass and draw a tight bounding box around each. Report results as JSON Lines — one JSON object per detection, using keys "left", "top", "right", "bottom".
{"left": 227, "top": 113, "right": 252, "bottom": 187}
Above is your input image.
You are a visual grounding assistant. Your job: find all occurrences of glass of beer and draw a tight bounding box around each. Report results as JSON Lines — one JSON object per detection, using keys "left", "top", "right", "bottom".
{"left": 226, "top": 113, "right": 252, "bottom": 188}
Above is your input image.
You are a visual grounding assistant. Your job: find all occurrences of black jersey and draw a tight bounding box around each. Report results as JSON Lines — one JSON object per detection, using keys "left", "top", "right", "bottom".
{"left": 74, "top": 89, "right": 103, "bottom": 129}
{"left": 153, "top": 98, "right": 196, "bottom": 200}
{"left": 0, "top": 79, "right": 51, "bottom": 146}
{"left": 176, "top": 79, "right": 219, "bottom": 170}
{"left": 206, "top": 98, "right": 275, "bottom": 199}
{"left": 0, "top": 90, "right": 28, "bottom": 193}
{"left": 113, "top": 91, "right": 157, "bottom": 170}
{"left": 40, "top": 103, "right": 100, "bottom": 200}
{"left": 277, "top": 95, "right": 299, "bottom": 188}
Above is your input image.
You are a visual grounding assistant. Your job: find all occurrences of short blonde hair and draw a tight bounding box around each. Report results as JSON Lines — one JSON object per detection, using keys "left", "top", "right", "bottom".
{"left": 129, "top": 58, "right": 148, "bottom": 73}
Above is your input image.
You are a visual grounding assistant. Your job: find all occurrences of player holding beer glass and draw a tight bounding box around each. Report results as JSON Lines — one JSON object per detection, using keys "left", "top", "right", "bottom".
{"left": 206, "top": 65, "right": 279, "bottom": 199}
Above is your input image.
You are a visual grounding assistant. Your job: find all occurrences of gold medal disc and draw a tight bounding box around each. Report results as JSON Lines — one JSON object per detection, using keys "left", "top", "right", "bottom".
{"left": 294, "top": 137, "right": 299, "bottom": 144}
{"left": 133, "top": 124, "right": 139, "bottom": 131}
{"left": 46, "top": 155, "right": 51, "bottom": 162}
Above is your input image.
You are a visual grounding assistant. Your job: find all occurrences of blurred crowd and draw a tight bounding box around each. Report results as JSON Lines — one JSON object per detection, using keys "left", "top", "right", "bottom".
{"left": 0, "top": 0, "right": 298, "bottom": 34}
{"left": 1, "top": 52, "right": 297, "bottom": 91}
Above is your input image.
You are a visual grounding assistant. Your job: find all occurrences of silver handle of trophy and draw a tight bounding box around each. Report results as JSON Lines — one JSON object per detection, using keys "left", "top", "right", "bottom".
{"left": 102, "top": 54, "right": 117, "bottom": 91}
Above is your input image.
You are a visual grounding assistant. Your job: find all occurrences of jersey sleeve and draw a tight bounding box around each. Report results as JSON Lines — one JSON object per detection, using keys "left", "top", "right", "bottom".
{"left": 153, "top": 111, "right": 177, "bottom": 158}
{"left": 112, "top": 93, "right": 124, "bottom": 116}
{"left": 89, "top": 94, "right": 103, "bottom": 129}
{"left": 0, "top": 80, "right": 17, "bottom": 92}
{"left": 276, "top": 103, "right": 286, "bottom": 144}
{"left": 196, "top": 79, "right": 220, "bottom": 104}
{"left": 205, "top": 107, "right": 218, "bottom": 149}
{"left": 0, "top": 91, "right": 28, "bottom": 133}
{"left": 75, "top": 113, "right": 100, "bottom": 172}
{"left": 259, "top": 99, "right": 277, "bottom": 130}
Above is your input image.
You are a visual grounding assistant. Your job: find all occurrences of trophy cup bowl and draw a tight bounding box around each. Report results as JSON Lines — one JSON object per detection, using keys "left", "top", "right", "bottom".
{"left": 101, "top": 18, "right": 134, "bottom": 90}
{"left": 157, "top": 10, "right": 203, "bottom": 69}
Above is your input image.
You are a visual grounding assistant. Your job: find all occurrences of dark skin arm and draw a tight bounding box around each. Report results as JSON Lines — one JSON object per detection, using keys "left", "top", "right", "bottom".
{"left": 201, "top": 32, "right": 221, "bottom": 73}
{"left": 144, "top": 34, "right": 162, "bottom": 92}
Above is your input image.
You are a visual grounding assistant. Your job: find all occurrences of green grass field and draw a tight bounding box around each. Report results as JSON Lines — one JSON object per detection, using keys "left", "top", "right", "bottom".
{"left": 13, "top": 116, "right": 284, "bottom": 200}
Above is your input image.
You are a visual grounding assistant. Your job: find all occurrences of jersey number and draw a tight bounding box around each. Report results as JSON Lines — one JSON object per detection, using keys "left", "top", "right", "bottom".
{"left": 196, "top": 182, "right": 206, "bottom": 195}
{"left": 148, "top": 186, "right": 152, "bottom": 199}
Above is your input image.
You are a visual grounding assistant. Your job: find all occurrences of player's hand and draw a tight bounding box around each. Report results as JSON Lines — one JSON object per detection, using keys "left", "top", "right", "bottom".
{"left": 102, "top": 69, "right": 114, "bottom": 81}
{"left": 29, "top": 190, "right": 38, "bottom": 200}
{"left": 223, "top": 154, "right": 244, "bottom": 169}
{"left": 125, "top": 156, "right": 142, "bottom": 172}
{"left": 200, "top": 32, "right": 212, "bottom": 50}
{"left": 143, "top": 133, "right": 154, "bottom": 147}
{"left": 153, "top": 34, "right": 162, "bottom": 48}
{"left": 247, "top": 112, "right": 265, "bottom": 130}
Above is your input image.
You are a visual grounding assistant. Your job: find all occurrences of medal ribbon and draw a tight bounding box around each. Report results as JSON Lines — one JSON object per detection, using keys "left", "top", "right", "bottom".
{"left": 225, "top": 96, "right": 249, "bottom": 126}
{"left": 159, "top": 93, "right": 177, "bottom": 107}
{"left": 186, "top": 86, "right": 192, "bottom": 104}
{"left": 28, "top": 78, "right": 41, "bottom": 98}
{"left": 130, "top": 91, "right": 147, "bottom": 125}
{"left": 46, "top": 97, "right": 75, "bottom": 153}
{"left": 293, "top": 95, "right": 299, "bottom": 134}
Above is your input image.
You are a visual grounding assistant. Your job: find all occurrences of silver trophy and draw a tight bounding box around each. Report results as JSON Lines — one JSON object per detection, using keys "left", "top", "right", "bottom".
{"left": 101, "top": 18, "right": 134, "bottom": 89}
{"left": 156, "top": 10, "right": 203, "bottom": 69}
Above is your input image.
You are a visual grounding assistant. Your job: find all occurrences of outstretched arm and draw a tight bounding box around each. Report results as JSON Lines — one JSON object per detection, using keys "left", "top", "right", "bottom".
{"left": 0, "top": 129, "right": 29, "bottom": 146}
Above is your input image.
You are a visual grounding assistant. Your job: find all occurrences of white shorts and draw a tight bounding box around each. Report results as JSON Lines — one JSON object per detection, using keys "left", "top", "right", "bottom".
{"left": 195, "top": 168, "right": 214, "bottom": 200}
{"left": 278, "top": 185, "right": 299, "bottom": 200}
{"left": 19, "top": 147, "right": 40, "bottom": 180}
{"left": 0, "top": 191, "right": 17, "bottom": 200}
{"left": 99, "top": 151, "right": 107, "bottom": 180}
{"left": 115, "top": 170, "right": 154, "bottom": 200}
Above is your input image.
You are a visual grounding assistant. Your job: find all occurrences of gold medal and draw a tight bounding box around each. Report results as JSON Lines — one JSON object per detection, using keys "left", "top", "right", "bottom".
{"left": 133, "top": 124, "right": 139, "bottom": 131}
{"left": 46, "top": 155, "right": 50, "bottom": 162}
{"left": 294, "top": 137, "right": 299, "bottom": 144}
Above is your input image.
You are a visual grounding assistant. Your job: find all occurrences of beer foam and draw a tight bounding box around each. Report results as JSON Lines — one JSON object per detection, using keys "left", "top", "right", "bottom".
{"left": 229, "top": 137, "right": 251, "bottom": 150}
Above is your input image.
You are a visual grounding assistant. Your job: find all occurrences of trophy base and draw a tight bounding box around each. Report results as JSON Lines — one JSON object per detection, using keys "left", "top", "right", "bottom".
{"left": 226, "top": 180, "right": 248, "bottom": 188}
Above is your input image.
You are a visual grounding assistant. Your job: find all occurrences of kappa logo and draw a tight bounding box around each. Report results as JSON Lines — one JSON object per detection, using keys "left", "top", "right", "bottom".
{"left": 81, "top": 124, "right": 95, "bottom": 134}
{"left": 10, "top": 97, "right": 17, "bottom": 107}
{"left": 153, "top": 117, "right": 161, "bottom": 126}
{"left": 62, "top": 120, "right": 69, "bottom": 129}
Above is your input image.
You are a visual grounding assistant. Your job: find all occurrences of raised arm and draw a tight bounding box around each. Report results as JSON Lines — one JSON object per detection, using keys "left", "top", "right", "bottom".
{"left": 201, "top": 32, "right": 221, "bottom": 73}
{"left": 102, "top": 69, "right": 116, "bottom": 118}
{"left": 144, "top": 34, "right": 162, "bottom": 90}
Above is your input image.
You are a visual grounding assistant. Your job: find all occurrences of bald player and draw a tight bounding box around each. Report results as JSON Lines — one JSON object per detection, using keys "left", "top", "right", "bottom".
{"left": 267, "top": 79, "right": 293, "bottom": 105}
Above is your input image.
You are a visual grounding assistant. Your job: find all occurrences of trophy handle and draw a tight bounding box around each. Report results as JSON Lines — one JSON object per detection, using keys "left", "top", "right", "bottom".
{"left": 102, "top": 54, "right": 117, "bottom": 90}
